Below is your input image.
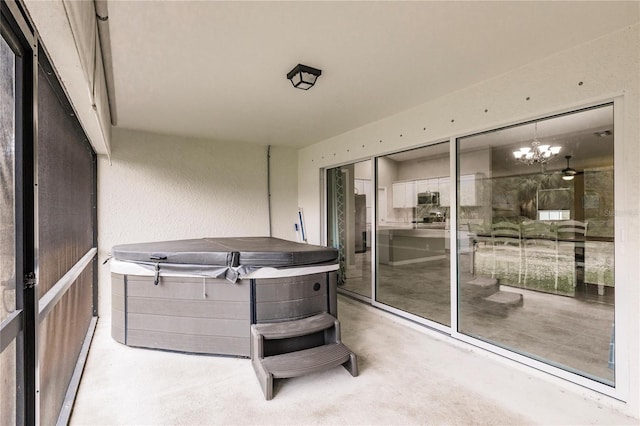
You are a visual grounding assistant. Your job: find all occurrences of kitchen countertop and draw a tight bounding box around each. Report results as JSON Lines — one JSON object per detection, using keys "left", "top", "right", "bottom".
{"left": 379, "top": 222, "right": 447, "bottom": 231}
{"left": 378, "top": 227, "right": 447, "bottom": 238}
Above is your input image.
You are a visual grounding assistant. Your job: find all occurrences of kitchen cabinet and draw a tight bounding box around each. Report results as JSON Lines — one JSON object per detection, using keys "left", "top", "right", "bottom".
{"left": 392, "top": 183, "right": 404, "bottom": 208}
{"left": 438, "top": 177, "right": 450, "bottom": 207}
{"left": 396, "top": 175, "right": 479, "bottom": 208}
{"left": 417, "top": 179, "right": 439, "bottom": 194}
{"left": 355, "top": 179, "right": 373, "bottom": 208}
{"left": 392, "top": 181, "right": 417, "bottom": 208}
{"left": 364, "top": 180, "right": 372, "bottom": 207}
{"left": 405, "top": 181, "right": 417, "bottom": 207}
{"left": 377, "top": 228, "right": 447, "bottom": 266}
{"left": 354, "top": 179, "right": 364, "bottom": 195}
{"left": 460, "top": 173, "right": 482, "bottom": 206}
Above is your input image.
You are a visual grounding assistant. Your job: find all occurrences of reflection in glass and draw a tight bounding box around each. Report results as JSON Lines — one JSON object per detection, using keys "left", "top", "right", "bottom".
{"left": 458, "top": 105, "right": 615, "bottom": 384}
{"left": 327, "top": 160, "right": 372, "bottom": 299}
{"left": 1, "top": 35, "right": 16, "bottom": 319}
{"left": 0, "top": 340, "right": 17, "bottom": 425}
{"left": 376, "top": 143, "right": 451, "bottom": 325}
{"left": 0, "top": 34, "right": 17, "bottom": 425}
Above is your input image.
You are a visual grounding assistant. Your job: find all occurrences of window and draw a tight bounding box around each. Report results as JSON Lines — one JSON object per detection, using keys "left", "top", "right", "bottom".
{"left": 327, "top": 160, "right": 373, "bottom": 299}
{"left": 0, "top": 28, "right": 18, "bottom": 426}
{"left": 457, "top": 104, "right": 615, "bottom": 385}
{"left": 375, "top": 144, "right": 451, "bottom": 325}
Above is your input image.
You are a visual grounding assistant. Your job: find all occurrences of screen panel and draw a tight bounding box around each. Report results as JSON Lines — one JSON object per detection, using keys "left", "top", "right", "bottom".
{"left": 36, "top": 61, "right": 95, "bottom": 425}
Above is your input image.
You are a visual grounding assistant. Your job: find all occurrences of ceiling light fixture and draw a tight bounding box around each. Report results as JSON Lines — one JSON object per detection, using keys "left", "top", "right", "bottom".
{"left": 286, "top": 64, "right": 322, "bottom": 90}
{"left": 562, "top": 155, "right": 577, "bottom": 181}
{"left": 513, "top": 122, "right": 561, "bottom": 165}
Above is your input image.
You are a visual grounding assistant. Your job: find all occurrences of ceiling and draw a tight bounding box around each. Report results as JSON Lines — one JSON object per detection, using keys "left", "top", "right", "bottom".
{"left": 106, "top": 1, "right": 638, "bottom": 148}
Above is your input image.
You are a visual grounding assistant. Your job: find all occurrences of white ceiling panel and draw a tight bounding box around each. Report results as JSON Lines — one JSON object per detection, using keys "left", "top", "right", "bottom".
{"left": 106, "top": 1, "right": 639, "bottom": 147}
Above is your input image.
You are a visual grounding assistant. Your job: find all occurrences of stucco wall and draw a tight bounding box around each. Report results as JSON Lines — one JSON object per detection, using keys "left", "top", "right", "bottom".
{"left": 298, "top": 23, "right": 640, "bottom": 417}
{"left": 97, "top": 128, "right": 298, "bottom": 314}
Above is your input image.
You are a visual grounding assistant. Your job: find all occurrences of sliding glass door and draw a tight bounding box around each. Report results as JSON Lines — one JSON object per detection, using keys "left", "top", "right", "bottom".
{"left": 326, "top": 104, "right": 617, "bottom": 390}
{"left": 457, "top": 104, "right": 615, "bottom": 385}
{"left": 375, "top": 144, "right": 451, "bottom": 325}
{"left": 327, "top": 160, "right": 372, "bottom": 299}
{"left": 1, "top": 27, "right": 20, "bottom": 426}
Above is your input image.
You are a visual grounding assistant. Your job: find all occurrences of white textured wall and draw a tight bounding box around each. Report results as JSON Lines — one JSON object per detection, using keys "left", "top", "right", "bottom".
{"left": 97, "top": 128, "right": 298, "bottom": 314}
{"left": 298, "top": 24, "right": 640, "bottom": 417}
{"left": 268, "top": 145, "right": 301, "bottom": 239}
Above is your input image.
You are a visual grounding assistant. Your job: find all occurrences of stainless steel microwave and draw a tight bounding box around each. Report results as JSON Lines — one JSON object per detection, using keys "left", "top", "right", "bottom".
{"left": 417, "top": 192, "right": 439, "bottom": 205}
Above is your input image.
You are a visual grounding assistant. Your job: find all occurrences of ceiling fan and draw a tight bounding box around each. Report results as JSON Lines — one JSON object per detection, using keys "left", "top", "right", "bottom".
{"left": 561, "top": 155, "right": 578, "bottom": 181}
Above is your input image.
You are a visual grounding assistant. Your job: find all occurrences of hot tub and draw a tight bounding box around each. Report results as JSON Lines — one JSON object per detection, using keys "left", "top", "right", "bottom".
{"left": 110, "top": 237, "right": 339, "bottom": 357}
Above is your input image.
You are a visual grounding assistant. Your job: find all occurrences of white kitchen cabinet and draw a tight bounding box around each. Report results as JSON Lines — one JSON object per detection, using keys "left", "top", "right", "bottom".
{"left": 439, "top": 177, "right": 450, "bottom": 207}
{"left": 392, "top": 181, "right": 417, "bottom": 208}
{"left": 460, "top": 173, "right": 482, "bottom": 206}
{"left": 363, "top": 180, "right": 372, "bottom": 207}
{"left": 405, "top": 181, "right": 417, "bottom": 207}
{"left": 392, "top": 182, "right": 405, "bottom": 208}
{"left": 417, "top": 178, "right": 439, "bottom": 194}
{"left": 354, "top": 179, "right": 364, "bottom": 195}
{"left": 427, "top": 178, "right": 439, "bottom": 193}
{"left": 399, "top": 175, "right": 479, "bottom": 207}
{"left": 355, "top": 179, "right": 373, "bottom": 208}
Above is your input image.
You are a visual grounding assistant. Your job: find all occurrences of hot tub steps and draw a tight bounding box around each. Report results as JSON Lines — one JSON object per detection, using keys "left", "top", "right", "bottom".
{"left": 462, "top": 276, "right": 524, "bottom": 317}
{"left": 484, "top": 290, "right": 523, "bottom": 307}
{"left": 463, "top": 277, "right": 499, "bottom": 299}
{"left": 481, "top": 290, "right": 524, "bottom": 317}
{"left": 251, "top": 312, "right": 358, "bottom": 400}
{"left": 261, "top": 342, "right": 355, "bottom": 378}
{"left": 252, "top": 312, "right": 338, "bottom": 339}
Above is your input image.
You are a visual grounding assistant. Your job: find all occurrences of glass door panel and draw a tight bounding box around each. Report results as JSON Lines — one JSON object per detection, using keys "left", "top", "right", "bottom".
{"left": 375, "top": 143, "right": 451, "bottom": 325}
{"left": 1, "top": 27, "right": 17, "bottom": 324}
{"left": 457, "top": 105, "right": 615, "bottom": 385}
{"left": 327, "top": 160, "right": 372, "bottom": 299}
{"left": 0, "top": 31, "right": 18, "bottom": 425}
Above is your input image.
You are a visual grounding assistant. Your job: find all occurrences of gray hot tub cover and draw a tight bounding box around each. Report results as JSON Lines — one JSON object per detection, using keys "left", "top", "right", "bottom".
{"left": 111, "top": 237, "right": 338, "bottom": 283}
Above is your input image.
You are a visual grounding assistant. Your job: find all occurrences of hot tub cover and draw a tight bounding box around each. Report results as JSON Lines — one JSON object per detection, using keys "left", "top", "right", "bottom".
{"left": 111, "top": 237, "right": 339, "bottom": 283}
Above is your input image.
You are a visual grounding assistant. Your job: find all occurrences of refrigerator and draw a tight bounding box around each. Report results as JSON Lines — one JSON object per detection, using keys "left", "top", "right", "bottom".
{"left": 354, "top": 194, "right": 366, "bottom": 253}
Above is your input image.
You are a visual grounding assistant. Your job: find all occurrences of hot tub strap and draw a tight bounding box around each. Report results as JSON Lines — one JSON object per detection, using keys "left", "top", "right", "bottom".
{"left": 154, "top": 262, "right": 161, "bottom": 285}
{"left": 202, "top": 276, "right": 207, "bottom": 299}
{"left": 224, "top": 252, "right": 241, "bottom": 283}
{"left": 225, "top": 268, "right": 239, "bottom": 283}
{"left": 227, "top": 251, "right": 240, "bottom": 268}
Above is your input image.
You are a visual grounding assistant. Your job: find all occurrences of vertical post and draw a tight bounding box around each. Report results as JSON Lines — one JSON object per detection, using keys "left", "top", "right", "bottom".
{"left": 23, "top": 37, "right": 39, "bottom": 426}
{"left": 91, "top": 153, "right": 98, "bottom": 317}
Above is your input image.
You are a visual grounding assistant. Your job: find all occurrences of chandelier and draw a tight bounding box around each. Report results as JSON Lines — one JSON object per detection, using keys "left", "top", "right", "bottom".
{"left": 513, "top": 122, "right": 561, "bottom": 165}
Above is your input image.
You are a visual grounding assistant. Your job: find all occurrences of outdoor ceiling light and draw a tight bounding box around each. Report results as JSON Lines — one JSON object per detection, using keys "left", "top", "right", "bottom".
{"left": 286, "top": 64, "right": 322, "bottom": 90}
{"left": 562, "top": 155, "right": 577, "bottom": 181}
{"left": 513, "top": 122, "right": 561, "bottom": 166}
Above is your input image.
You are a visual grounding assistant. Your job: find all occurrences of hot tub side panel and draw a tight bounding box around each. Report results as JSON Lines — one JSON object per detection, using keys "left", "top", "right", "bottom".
{"left": 111, "top": 273, "right": 250, "bottom": 356}
{"left": 254, "top": 271, "right": 339, "bottom": 356}
{"left": 254, "top": 272, "right": 337, "bottom": 323}
{"left": 112, "top": 273, "right": 126, "bottom": 344}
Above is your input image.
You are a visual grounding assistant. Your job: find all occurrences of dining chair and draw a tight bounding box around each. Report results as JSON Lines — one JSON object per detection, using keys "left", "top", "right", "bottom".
{"left": 491, "top": 221, "right": 523, "bottom": 284}
{"left": 555, "top": 220, "right": 588, "bottom": 289}
{"left": 522, "top": 221, "right": 558, "bottom": 289}
{"left": 467, "top": 222, "right": 492, "bottom": 276}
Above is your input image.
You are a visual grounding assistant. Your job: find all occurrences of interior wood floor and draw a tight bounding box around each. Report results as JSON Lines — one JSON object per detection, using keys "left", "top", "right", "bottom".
{"left": 341, "top": 250, "right": 615, "bottom": 384}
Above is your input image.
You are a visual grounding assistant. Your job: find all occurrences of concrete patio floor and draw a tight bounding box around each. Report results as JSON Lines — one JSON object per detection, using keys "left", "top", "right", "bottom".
{"left": 69, "top": 295, "right": 635, "bottom": 425}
